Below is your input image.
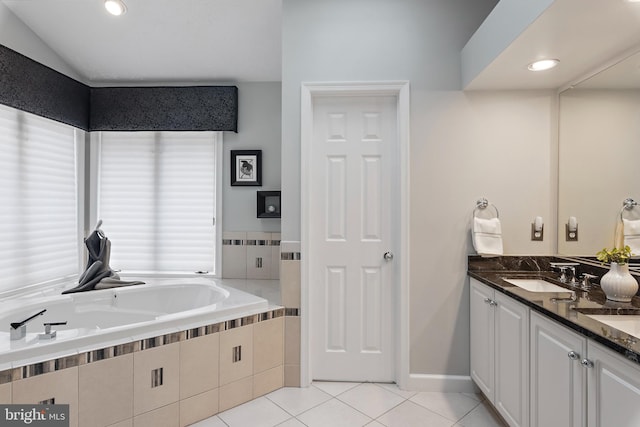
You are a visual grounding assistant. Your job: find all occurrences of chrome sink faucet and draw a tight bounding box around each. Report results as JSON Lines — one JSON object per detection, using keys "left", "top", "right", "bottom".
{"left": 550, "top": 262, "right": 580, "bottom": 285}
{"left": 579, "top": 273, "right": 598, "bottom": 291}
{"left": 10, "top": 309, "right": 46, "bottom": 340}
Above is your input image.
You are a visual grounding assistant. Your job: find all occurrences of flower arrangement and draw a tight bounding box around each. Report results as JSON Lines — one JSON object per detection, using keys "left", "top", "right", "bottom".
{"left": 596, "top": 245, "right": 633, "bottom": 265}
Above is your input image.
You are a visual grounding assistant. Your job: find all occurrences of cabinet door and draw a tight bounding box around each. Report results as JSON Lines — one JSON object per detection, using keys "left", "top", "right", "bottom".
{"left": 587, "top": 341, "right": 640, "bottom": 427}
{"left": 530, "top": 312, "right": 586, "bottom": 427}
{"left": 470, "top": 278, "right": 495, "bottom": 401}
{"left": 494, "top": 291, "right": 529, "bottom": 427}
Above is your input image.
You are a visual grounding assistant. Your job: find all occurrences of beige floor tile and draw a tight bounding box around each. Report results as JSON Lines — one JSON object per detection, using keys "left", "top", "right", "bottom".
{"left": 218, "top": 396, "right": 290, "bottom": 427}
{"left": 179, "top": 388, "right": 219, "bottom": 427}
{"left": 277, "top": 419, "right": 306, "bottom": 427}
{"left": 296, "top": 398, "right": 372, "bottom": 427}
{"left": 254, "top": 317, "right": 284, "bottom": 373}
{"left": 455, "top": 400, "right": 508, "bottom": 427}
{"left": 189, "top": 415, "right": 227, "bottom": 427}
{"left": 337, "top": 383, "right": 405, "bottom": 419}
{"left": 180, "top": 333, "right": 219, "bottom": 399}
{"left": 410, "top": 391, "right": 480, "bottom": 422}
{"left": 266, "top": 385, "right": 332, "bottom": 416}
{"left": 79, "top": 354, "right": 134, "bottom": 427}
{"left": 311, "top": 381, "right": 360, "bottom": 396}
{"left": 133, "top": 402, "right": 179, "bottom": 427}
{"left": 376, "top": 400, "right": 453, "bottom": 427}
{"left": 375, "top": 382, "right": 417, "bottom": 399}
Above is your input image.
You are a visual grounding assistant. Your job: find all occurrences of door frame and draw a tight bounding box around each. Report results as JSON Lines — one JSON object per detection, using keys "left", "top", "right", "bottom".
{"left": 300, "top": 81, "right": 410, "bottom": 388}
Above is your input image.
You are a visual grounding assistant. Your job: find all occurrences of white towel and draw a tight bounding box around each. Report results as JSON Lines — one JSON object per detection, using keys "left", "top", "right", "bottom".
{"left": 623, "top": 218, "right": 640, "bottom": 257}
{"left": 472, "top": 217, "right": 504, "bottom": 257}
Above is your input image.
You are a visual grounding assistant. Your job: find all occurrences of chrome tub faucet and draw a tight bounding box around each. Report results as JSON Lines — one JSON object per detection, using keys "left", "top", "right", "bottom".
{"left": 10, "top": 308, "right": 46, "bottom": 340}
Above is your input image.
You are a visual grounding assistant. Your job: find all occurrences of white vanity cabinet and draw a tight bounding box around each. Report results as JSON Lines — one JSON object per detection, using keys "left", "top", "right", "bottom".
{"left": 530, "top": 311, "right": 586, "bottom": 427}
{"left": 526, "top": 300, "right": 640, "bottom": 427}
{"left": 586, "top": 341, "right": 640, "bottom": 427}
{"left": 470, "top": 278, "right": 530, "bottom": 427}
{"left": 472, "top": 276, "right": 640, "bottom": 427}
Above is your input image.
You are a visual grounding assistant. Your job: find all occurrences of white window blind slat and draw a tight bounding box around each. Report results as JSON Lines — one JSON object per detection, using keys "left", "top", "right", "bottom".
{"left": 98, "top": 131, "right": 217, "bottom": 273}
{"left": 0, "top": 104, "right": 79, "bottom": 293}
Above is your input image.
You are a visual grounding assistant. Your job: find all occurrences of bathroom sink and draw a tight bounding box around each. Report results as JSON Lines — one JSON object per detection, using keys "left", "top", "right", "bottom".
{"left": 502, "top": 278, "right": 571, "bottom": 293}
{"left": 585, "top": 315, "right": 640, "bottom": 339}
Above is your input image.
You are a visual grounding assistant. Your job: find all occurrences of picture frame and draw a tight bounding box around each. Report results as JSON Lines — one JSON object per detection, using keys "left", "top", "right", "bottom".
{"left": 230, "top": 150, "right": 262, "bottom": 186}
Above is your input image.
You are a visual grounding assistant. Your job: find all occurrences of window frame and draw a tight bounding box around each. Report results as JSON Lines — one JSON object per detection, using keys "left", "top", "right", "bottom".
{"left": 0, "top": 107, "right": 86, "bottom": 298}
{"left": 88, "top": 131, "right": 223, "bottom": 278}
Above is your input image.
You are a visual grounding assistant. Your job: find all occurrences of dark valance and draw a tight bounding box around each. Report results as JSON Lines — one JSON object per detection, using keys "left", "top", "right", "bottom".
{"left": 0, "top": 44, "right": 90, "bottom": 130}
{"left": 0, "top": 44, "right": 238, "bottom": 132}
{"left": 89, "top": 86, "right": 238, "bottom": 132}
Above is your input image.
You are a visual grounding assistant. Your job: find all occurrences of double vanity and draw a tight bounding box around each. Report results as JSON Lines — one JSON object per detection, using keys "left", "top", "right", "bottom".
{"left": 468, "top": 256, "right": 640, "bottom": 427}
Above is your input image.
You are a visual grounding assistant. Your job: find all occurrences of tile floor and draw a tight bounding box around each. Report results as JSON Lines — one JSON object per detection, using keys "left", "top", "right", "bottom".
{"left": 192, "top": 382, "right": 508, "bottom": 427}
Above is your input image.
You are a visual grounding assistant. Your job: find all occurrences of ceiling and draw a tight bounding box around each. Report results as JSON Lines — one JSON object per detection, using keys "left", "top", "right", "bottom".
{"left": 2, "top": 0, "right": 282, "bottom": 85}
{"left": 5, "top": 0, "right": 640, "bottom": 90}
{"left": 465, "top": 0, "right": 640, "bottom": 90}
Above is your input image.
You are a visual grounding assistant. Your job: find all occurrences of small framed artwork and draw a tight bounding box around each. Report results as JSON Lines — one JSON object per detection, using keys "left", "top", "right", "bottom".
{"left": 230, "top": 150, "right": 262, "bottom": 186}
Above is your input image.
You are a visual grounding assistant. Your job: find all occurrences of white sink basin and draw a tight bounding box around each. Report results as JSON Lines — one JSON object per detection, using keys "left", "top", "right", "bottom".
{"left": 587, "top": 315, "right": 640, "bottom": 339}
{"left": 502, "top": 278, "right": 571, "bottom": 293}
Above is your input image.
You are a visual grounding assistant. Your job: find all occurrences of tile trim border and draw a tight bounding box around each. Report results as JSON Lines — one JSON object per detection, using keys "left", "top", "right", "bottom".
{"left": 223, "top": 239, "right": 281, "bottom": 246}
{"left": 281, "top": 252, "right": 301, "bottom": 261}
{"left": 1, "top": 307, "right": 287, "bottom": 383}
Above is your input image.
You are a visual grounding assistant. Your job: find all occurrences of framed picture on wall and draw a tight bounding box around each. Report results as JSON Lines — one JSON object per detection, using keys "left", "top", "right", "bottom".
{"left": 230, "top": 150, "right": 262, "bottom": 186}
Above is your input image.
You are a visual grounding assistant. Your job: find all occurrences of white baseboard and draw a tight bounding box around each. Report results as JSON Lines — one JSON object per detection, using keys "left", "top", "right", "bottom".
{"left": 403, "top": 374, "right": 479, "bottom": 393}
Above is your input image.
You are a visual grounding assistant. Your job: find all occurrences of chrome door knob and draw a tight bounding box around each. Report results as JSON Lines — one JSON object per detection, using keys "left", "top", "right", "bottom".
{"left": 383, "top": 252, "right": 394, "bottom": 261}
{"left": 567, "top": 351, "right": 580, "bottom": 360}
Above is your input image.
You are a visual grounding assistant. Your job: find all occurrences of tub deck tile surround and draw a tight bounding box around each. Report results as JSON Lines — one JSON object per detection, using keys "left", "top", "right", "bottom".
{"left": 0, "top": 307, "right": 285, "bottom": 383}
{"left": 1, "top": 305, "right": 291, "bottom": 426}
{"left": 1, "top": 274, "right": 302, "bottom": 425}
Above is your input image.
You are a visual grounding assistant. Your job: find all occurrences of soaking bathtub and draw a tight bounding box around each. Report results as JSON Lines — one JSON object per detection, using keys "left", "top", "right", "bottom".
{"left": 0, "top": 278, "right": 270, "bottom": 368}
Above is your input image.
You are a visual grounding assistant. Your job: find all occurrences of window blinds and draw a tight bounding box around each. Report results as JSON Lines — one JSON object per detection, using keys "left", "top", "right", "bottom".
{"left": 98, "top": 131, "right": 217, "bottom": 274}
{"left": 0, "top": 104, "right": 79, "bottom": 294}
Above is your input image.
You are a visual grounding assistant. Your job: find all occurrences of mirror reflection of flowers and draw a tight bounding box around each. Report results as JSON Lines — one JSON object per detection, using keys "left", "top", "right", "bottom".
{"left": 240, "top": 160, "right": 253, "bottom": 178}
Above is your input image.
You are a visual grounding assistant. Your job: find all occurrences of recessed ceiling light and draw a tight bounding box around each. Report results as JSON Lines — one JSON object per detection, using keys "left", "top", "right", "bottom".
{"left": 104, "top": 0, "right": 127, "bottom": 16}
{"left": 527, "top": 59, "right": 560, "bottom": 72}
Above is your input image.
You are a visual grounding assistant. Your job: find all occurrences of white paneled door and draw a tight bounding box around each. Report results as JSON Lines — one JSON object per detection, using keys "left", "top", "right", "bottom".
{"left": 309, "top": 95, "right": 397, "bottom": 382}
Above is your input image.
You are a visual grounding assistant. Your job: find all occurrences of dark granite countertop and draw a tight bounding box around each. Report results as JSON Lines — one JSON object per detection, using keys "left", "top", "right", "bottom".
{"left": 468, "top": 257, "right": 640, "bottom": 366}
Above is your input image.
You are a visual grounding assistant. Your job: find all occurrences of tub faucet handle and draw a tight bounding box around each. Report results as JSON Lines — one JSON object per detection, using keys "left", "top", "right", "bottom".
{"left": 10, "top": 309, "right": 47, "bottom": 340}
{"left": 39, "top": 321, "right": 67, "bottom": 340}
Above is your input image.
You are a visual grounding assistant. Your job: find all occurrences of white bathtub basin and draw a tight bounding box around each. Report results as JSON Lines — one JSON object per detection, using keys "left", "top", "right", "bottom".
{"left": 587, "top": 315, "right": 640, "bottom": 339}
{"left": 0, "top": 277, "right": 270, "bottom": 367}
{"left": 502, "top": 278, "right": 571, "bottom": 293}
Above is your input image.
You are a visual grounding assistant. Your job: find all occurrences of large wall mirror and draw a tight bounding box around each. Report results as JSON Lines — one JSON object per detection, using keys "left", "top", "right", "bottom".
{"left": 558, "top": 49, "right": 640, "bottom": 261}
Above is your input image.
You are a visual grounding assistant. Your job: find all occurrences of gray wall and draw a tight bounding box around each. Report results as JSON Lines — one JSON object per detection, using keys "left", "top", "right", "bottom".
{"left": 0, "top": 2, "right": 82, "bottom": 81}
{"left": 282, "top": 0, "right": 557, "bottom": 377}
{"left": 223, "top": 82, "right": 282, "bottom": 233}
